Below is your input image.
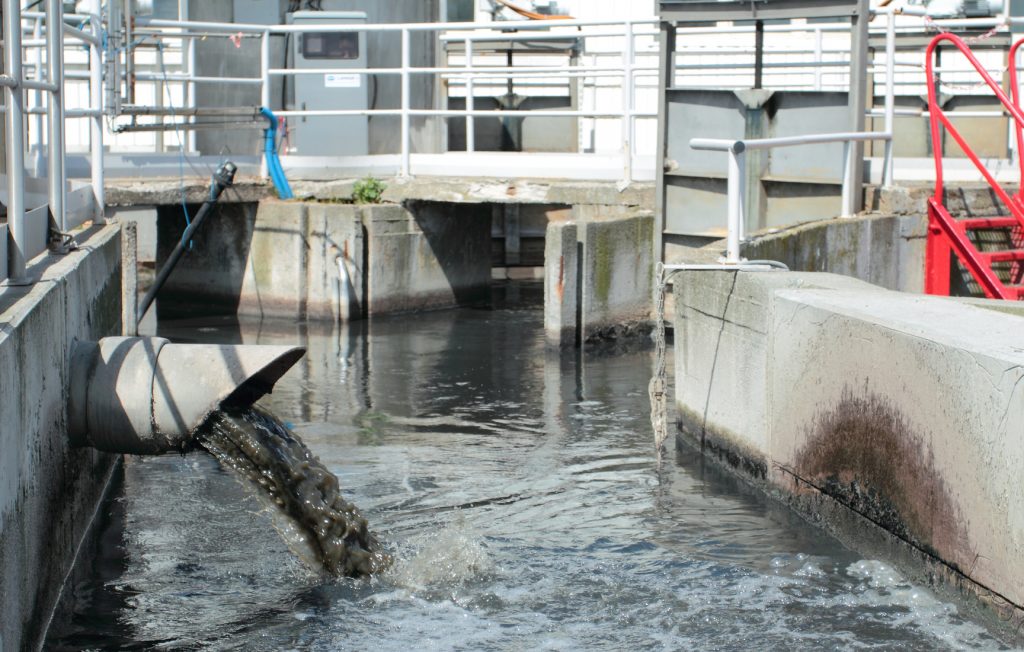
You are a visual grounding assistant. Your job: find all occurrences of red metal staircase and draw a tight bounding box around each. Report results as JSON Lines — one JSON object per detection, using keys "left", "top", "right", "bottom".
{"left": 925, "top": 33, "right": 1024, "bottom": 299}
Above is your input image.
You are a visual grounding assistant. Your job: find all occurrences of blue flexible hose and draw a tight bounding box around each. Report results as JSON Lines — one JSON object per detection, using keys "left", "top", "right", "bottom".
{"left": 260, "top": 107, "right": 294, "bottom": 200}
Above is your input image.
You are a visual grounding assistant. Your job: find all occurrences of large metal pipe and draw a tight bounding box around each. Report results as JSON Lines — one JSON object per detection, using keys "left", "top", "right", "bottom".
{"left": 68, "top": 337, "right": 305, "bottom": 454}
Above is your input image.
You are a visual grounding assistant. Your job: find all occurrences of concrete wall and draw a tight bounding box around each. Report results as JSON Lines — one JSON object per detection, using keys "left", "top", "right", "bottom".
{"left": 672, "top": 269, "right": 1024, "bottom": 630}
{"left": 544, "top": 213, "right": 654, "bottom": 346}
{"left": 364, "top": 201, "right": 491, "bottom": 314}
{"left": 156, "top": 200, "right": 490, "bottom": 320}
{"left": 0, "top": 225, "right": 122, "bottom": 651}
{"left": 739, "top": 213, "right": 928, "bottom": 294}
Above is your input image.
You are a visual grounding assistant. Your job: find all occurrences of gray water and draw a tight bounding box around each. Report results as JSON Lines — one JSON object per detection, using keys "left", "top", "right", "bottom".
{"left": 48, "top": 293, "right": 1014, "bottom": 650}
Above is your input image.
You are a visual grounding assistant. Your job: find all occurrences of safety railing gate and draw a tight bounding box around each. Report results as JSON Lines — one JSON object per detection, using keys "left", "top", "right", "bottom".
{"left": 925, "top": 32, "right": 1024, "bottom": 300}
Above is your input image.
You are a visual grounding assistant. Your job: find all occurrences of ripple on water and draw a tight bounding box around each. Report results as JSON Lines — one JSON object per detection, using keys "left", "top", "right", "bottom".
{"left": 45, "top": 308, "right": 1018, "bottom": 651}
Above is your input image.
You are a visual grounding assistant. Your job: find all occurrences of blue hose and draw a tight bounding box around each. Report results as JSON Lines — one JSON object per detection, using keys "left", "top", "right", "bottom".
{"left": 260, "top": 107, "right": 294, "bottom": 200}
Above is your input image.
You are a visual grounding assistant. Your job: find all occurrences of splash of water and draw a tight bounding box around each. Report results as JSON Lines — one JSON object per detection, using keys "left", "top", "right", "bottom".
{"left": 197, "top": 405, "right": 390, "bottom": 577}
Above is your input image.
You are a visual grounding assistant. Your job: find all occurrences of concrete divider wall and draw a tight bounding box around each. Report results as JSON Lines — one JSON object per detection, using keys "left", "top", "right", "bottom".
{"left": 544, "top": 214, "right": 655, "bottom": 346}
{"left": 0, "top": 226, "right": 122, "bottom": 651}
{"left": 673, "top": 269, "right": 1024, "bottom": 628}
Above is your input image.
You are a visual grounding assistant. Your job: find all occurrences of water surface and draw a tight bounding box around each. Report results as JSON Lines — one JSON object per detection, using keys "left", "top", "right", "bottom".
{"left": 48, "top": 296, "right": 1013, "bottom": 650}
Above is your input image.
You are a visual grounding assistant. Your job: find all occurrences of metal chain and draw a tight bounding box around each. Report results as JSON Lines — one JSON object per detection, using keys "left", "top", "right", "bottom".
{"left": 923, "top": 16, "right": 1005, "bottom": 43}
{"left": 649, "top": 262, "right": 670, "bottom": 468}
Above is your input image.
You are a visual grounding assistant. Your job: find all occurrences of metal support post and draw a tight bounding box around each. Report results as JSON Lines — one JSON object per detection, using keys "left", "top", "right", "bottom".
{"left": 465, "top": 38, "right": 475, "bottom": 152}
{"left": 4, "top": 0, "right": 28, "bottom": 283}
{"left": 847, "top": 0, "right": 870, "bottom": 215}
{"left": 653, "top": 21, "right": 676, "bottom": 267}
{"left": 813, "top": 28, "right": 823, "bottom": 91}
{"left": 621, "top": 19, "right": 634, "bottom": 185}
{"left": 754, "top": 20, "right": 764, "bottom": 89}
{"left": 260, "top": 30, "right": 271, "bottom": 179}
{"left": 88, "top": 0, "right": 105, "bottom": 221}
{"left": 400, "top": 28, "right": 411, "bottom": 176}
{"left": 30, "top": 17, "right": 44, "bottom": 177}
{"left": 725, "top": 145, "right": 745, "bottom": 264}
{"left": 882, "top": 9, "right": 896, "bottom": 188}
{"left": 46, "top": 0, "right": 67, "bottom": 237}
{"left": 841, "top": 140, "right": 854, "bottom": 217}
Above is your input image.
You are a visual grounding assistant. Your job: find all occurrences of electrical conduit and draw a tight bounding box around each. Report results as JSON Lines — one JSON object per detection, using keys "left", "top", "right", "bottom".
{"left": 260, "top": 107, "right": 294, "bottom": 200}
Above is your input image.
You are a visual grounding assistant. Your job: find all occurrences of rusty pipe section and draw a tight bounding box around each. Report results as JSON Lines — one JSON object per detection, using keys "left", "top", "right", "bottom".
{"left": 68, "top": 337, "right": 305, "bottom": 454}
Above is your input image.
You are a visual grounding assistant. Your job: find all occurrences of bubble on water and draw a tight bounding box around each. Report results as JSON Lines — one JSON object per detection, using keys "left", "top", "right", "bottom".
{"left": 794, "top": 561, "right": 826, "bottom": 578}
{"left": 846, "top": 560, "right": 903, "bottom": 588}
{"left": 387, "top": 513, "right": 493, "bottom": 592}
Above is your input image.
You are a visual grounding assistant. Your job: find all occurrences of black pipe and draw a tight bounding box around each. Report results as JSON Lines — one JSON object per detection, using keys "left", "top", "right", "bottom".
{"left": 137, "top": 160, "right": 238, "bottom": 324}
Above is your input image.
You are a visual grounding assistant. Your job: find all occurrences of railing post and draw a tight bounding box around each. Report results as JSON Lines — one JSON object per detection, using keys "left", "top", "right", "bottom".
{"left": 814, "top": 28, "right": 823, "bottom": 91}
{"left": 882, "top": 9, "right": 896, "bottom": 188}
{"left": 30, "top": 17, "right": 45, "bottom": 178}
{"left": 89, "top": 0, "right": 105, "bottom": 221}
{"left": 4, "top": 0, "right": 27, "bottom": 283}
{"left": 46, "top": 0, "right": 67, "bottom": 237}
{"left": 400, "top": 27, "right": 411, "bottom": 177}
{"left": 466, "top": 37, "right": 475, "bottom": 153}
{"left": 841, "top": 140, "right": 855, "bottom": 217}
{"left": 621, "top": 19, "right": 634, "bottom": 185}
{"left": 260, "top": 29, "right": 271, "bottom": 179}
{"left": 725, "top": 144, "right": 745, "bottom": 264}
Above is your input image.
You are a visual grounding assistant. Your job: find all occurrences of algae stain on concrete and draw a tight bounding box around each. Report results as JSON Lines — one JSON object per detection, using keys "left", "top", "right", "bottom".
{"left": 794, "top": 387, "right": 968, "bottom": 566}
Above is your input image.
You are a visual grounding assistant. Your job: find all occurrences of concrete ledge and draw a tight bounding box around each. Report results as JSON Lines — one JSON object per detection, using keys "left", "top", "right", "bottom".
{"left": 0, "top": 225, "right": 122, "bottom": 651}
{"left": 106, "top": 176, "right": 656, "bottom": 210}
{"left": 673, "top": 270, "right": 1024, "bottom": 635}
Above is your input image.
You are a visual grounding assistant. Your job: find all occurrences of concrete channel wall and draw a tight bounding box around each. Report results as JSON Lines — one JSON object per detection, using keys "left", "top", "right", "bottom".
{"left": 154, "top": 200, "right": 492, "bottom": 320}
{"left": 672, "top": 268, "right": 1024, "bottom": 629}
{"left": 0, "top": 226, "right": 123, "bottom": 651}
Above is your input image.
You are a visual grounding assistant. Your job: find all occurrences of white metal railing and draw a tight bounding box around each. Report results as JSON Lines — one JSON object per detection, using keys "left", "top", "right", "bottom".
{"left": 1, "top": 0, "right": 105, "bottom": 285}
{"left": 691, "top": 132, "right": 893, "bottom": 264}
{"left": 108, "top": 8, "right": 1024, "bottom": 184}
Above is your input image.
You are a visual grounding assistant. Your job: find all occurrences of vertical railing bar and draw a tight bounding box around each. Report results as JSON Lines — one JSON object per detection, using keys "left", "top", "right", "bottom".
{"left": 89, "top": 0, "right": 105, "bottom": 221}
{"left": 621, "top": 19, "right": 634, "bottom": 184}
{"left": 466, "top": 37, "right": 475, "bottom": 153}
{"left": 725, "top": 145, "right": 744, "bottom": 264}
{"left": 260, "top": 29, "right": 271, "bottom": 179}
{"left": 814, "top": 28, "right": 823, "bottom": 91}
{"left": 5, "top": 0, "right": 27, "bottom": 282}
{"left": 46, "top": 0, "right": 66, "bottom": 236}
{"left": 30, "top": 17, "right": 44, "bottom": 177}
{"left": 401, "top": 27, "right": 411, "bottom": 177}
{"left": 883, "top": 8, "right": 896, "bottom": 188}
{"left": 842, "top": 140, "right": 854, "bottom": 217}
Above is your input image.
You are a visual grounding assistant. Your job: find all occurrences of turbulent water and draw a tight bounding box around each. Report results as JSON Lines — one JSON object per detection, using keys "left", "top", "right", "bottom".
{"left": 196, "top": 406, "right": 388, "bottom": 577}
{"left": 47, "top": 291, "right": 1017, "bottom": 650}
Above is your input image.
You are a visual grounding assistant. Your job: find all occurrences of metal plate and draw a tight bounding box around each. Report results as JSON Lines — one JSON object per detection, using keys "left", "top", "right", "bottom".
{"left": 658, "top": 0, "right": 863, "bottom": 22}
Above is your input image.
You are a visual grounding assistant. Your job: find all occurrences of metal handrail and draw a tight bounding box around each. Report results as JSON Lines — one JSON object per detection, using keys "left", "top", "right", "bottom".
{"left": 926, "top": 33, "right": 1024, "bottom": 223}
{"left": 691, "top": 130, "right": 892, "bottom": 265}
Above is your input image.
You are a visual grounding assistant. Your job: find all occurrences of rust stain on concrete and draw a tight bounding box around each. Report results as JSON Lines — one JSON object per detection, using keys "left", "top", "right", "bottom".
{"left": 556, "top": 255, "right": 565, "bottom": 301}
{"left": 794, "top": 387, "right": 969, "bottom": 568}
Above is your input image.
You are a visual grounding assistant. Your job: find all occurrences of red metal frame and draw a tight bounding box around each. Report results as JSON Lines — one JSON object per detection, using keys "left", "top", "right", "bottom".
{"left": 925, "top": 33, "right": 1024, "bottom": 299}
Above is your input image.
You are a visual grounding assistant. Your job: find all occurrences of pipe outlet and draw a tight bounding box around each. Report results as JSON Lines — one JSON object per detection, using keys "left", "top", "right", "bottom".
{"left": 68, "top": 337, "right": 305, "bottom": 454}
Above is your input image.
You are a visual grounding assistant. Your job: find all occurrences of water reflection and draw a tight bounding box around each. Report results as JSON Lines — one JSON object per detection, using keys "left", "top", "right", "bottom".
{"left": 48, "top": 301, "right": 1013, "bottom": 650}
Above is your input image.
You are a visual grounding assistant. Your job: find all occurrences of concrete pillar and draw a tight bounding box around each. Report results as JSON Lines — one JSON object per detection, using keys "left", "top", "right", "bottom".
{"left": 579, "top": 214, "right": 655, "bottom": 343}
{"left": 544, "top": 220, "right": 578, "bottom": 347}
